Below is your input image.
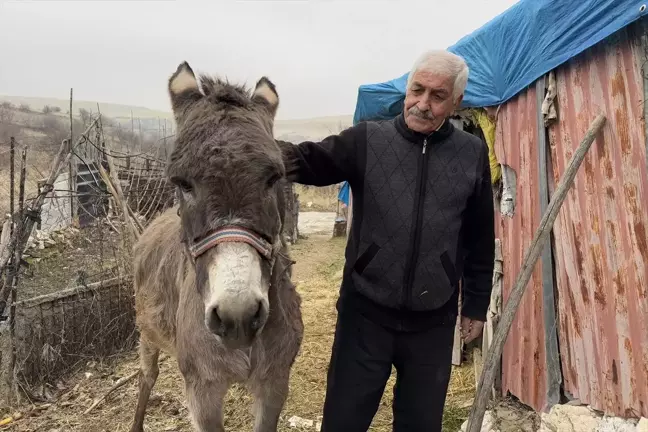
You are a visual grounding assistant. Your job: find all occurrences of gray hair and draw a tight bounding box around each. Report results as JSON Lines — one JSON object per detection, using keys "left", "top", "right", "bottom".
{"left": 406, "top": 50, "right": 469, "bottom": 101}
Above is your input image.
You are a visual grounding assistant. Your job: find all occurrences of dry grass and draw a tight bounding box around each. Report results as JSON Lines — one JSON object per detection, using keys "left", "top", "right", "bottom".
{"left": 1, "top": 234, "right": 476, "bottom": 431}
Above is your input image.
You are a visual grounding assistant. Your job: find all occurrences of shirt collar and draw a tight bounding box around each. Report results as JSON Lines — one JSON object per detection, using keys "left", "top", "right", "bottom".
{"left": 394, "top": 112, "right": 454, "bottom": 144}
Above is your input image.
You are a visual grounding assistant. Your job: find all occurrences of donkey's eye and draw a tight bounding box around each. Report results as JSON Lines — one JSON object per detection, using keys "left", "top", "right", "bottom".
{"left": 266, "top": 173, "right": 281, "bottom": 189}
{"left": 171, "top": 177, "right": 194, "bottom": 194}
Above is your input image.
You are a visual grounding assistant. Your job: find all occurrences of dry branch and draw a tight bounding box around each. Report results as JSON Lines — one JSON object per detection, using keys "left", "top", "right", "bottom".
{"left": 127, "top": 205, "right": 145, "bottom": 233}
{"left": 105, "top": 149, "right": 144, "bottom": 233}
{"left": 466, "top": 113, "right": 607, "bottom": 432}
{"left": 93, "top": 120, "right": 143, "bottom": 238}
{"left": 15, "top": 277, "right": 127, "bottom": 308}
{"left": 83, "top": 355, "right": 168, "bottom": 414}
{"left": 82, "top": 370, "right": 139, "bottom": 415}
{"left": 97, "top": 164, "right": 139, "bottom": 241}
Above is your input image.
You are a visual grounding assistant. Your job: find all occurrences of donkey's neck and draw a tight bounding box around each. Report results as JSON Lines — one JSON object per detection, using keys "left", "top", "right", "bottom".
{"left": 266, "top": 248, "right": 294, "bottom": 322}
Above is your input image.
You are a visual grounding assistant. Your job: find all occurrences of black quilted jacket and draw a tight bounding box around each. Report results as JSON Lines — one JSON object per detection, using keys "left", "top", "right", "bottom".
{"left": 278, "top": 113, "right": 495, "bottom": 330}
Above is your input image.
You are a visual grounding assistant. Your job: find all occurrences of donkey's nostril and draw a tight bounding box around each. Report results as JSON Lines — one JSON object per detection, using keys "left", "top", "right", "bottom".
{"left": 207, "top": 306, "right": 225, "bottom": 337}
{"left": 250, "top": 300, "right": 265, "bottom": 332}
{"left": 254, "top": 300, "right": 263, "bottom": 320}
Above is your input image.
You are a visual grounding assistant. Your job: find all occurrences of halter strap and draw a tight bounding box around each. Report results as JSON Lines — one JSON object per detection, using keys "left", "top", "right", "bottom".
{"left": 189, "top": 226, "right": 273, "bottom": 261}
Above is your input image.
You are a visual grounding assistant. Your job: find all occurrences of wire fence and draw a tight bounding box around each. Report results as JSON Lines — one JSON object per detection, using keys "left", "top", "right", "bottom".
{"left": 0, "top": 112, "right": 301, "bottom": 404}
{"left": 0, "top": 116, "right": 174, "bottom": 403}
{"left": 13, "top": 277, "right": 135, "bottom": 399}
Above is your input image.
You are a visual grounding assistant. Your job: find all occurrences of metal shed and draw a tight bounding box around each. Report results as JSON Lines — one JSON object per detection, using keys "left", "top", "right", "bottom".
{"left": 352, "top": 0, "right": 648, "bottom": 418}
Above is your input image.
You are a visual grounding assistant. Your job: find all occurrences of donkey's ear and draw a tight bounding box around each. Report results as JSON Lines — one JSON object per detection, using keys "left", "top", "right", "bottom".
{"left": 168, "top": 61, "right": 201, "bottom": 112}
{"left": 252, "top": 77, "right": 279, "bottom": 116}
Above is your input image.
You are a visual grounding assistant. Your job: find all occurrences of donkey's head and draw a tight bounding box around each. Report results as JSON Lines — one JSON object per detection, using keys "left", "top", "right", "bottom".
{"left": 166, "top": 62, "right": 285, "bottom": 349}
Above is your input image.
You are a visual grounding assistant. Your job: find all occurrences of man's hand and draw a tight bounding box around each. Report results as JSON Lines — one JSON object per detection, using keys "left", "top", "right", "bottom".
{"left": 460, "top": 316, "right": 484, "bottom": 344}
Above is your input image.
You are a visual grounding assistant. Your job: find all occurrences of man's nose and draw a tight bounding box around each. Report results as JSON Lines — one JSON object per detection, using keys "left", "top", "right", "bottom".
{"left": 417, "top": 100, "right": 431, "bottom": 111}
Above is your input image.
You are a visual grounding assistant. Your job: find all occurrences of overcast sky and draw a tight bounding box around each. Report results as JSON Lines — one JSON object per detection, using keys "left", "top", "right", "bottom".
{"left": 0, "top": 0, "right": 518, "bottom": 120}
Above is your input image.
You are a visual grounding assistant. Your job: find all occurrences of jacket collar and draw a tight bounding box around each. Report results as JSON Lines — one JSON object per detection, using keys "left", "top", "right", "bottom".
{"left": 394, "top": 112, "right": 454, "bottom": 144}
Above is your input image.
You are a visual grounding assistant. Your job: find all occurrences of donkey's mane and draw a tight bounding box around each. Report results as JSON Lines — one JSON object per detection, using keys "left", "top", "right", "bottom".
{"left": 197, "top": 74, "right": 252, "bottom": 109}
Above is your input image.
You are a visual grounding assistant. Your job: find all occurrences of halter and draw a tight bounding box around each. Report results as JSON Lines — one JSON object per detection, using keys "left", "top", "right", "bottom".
{"left": 189, "top": 226, "right": 274, "bottom": 261}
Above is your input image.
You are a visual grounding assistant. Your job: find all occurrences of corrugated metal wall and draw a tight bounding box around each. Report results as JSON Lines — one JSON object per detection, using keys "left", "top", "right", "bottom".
{"left": 493, "top": 85, "right": 550, "bottom": 412}
{"left": 548, "top": 23, "right": 648, "bottom": 417}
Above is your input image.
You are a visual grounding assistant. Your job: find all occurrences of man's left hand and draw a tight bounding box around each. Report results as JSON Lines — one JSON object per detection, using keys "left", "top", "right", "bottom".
{"left": 460, "top": 317, "right": 484, "bottom": 344}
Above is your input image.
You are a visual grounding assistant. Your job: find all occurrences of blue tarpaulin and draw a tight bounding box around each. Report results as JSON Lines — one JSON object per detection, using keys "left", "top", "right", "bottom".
{"left": 353, "top": 0, "right": 647, "bottom": 125}
{"left": 337, "top": 181, "right": 350, "bottom": 206}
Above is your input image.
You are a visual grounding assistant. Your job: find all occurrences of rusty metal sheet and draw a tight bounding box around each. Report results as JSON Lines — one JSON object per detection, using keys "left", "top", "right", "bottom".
{"left": 494, "top": 84, "right": 550, "bottom": 412}
{"left": 548, "top": 23, "right": 648, "bottom": 417}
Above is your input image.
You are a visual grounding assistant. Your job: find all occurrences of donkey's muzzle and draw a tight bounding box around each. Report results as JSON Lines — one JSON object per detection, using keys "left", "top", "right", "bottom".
{"left": 206, "top": 299, "right": 268, "bottom": 348}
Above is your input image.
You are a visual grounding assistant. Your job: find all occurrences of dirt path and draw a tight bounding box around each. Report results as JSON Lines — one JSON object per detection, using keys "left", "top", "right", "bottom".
{"left": 2, "top": 234, "right": 475, "bottom": 432}
{"left": 297, "top": 211, "right": 337, "bottom": 237}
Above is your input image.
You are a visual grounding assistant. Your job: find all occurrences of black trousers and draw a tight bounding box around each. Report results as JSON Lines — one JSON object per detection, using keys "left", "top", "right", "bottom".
{"left": 320, "top": 306, "right": 456, "bottom": 432}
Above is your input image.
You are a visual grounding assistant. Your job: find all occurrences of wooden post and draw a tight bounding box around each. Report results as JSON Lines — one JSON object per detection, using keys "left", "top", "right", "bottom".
{"left": 332, "top": 219, "right": 347, "bottom": 237}
{"left": 0, "top": 138, "right": 15, "bottom": 405}
{"left": 69, "top": 88, "right": 78, "bottom": 227}
{"left": 346, "top": 190, "right": 353, "bottom": 238}
{"left": 9, "top": 138, "right": 14, "bottom": 238}
{"left": 131, "top": 110, "right": 135, "bottom": 153}
{"left": 7, "top": 147, "right": 26, "bottom": 402}
{"left": 452, "top": 287, "right": 463, "bottom": 366}
{"left": 0, "top": 321, "right": 13, "bottom": 405}
{"left": 466, "top": 113, "right": 606, "bottom": 432}
{"left": 483, "top": 238, "right": 503, "bottom": 398}
{"left": 536, "top": 77, "right": 562, "bottom": 408}
{"left": 163, "top": 118, "right": 167, "bottom": 155}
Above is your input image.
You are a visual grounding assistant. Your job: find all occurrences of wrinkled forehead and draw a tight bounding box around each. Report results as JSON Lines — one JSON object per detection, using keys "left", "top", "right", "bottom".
{"left": 410, "top": 70, "right": 454, "bottom": 92}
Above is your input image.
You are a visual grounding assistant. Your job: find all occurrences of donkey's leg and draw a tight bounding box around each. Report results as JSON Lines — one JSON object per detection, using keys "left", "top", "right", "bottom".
{"left": 251, "top": 373, "right": 290, "bottom": 432}
{"left": 186, "top": 379, "right": 228, "bottom": 432}
{"left": 130, "top": 338, "right": 160, "bottom": 432}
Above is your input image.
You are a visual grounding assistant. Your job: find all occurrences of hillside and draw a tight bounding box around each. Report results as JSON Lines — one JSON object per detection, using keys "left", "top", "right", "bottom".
{"left": 275, "top": 115, "right": 353, "bottom": 142}
{"left": 0, "top": 95, "right": 173, "bottom": 122}
{"left": 0, "top": 95, "right": 353, "bottom": 142}
{"left": 0, "top": 96, "right": 352, "bottom": 217}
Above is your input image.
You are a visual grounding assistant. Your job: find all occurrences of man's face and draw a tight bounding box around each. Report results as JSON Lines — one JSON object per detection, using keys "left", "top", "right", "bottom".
{"left": 403, "top": 70, "right": 463, "bottom": 134}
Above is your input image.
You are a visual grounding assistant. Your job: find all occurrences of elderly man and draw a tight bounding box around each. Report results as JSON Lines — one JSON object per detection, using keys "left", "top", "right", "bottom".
{"left": 278, "top": 50, "right": 495, "bottom": 431}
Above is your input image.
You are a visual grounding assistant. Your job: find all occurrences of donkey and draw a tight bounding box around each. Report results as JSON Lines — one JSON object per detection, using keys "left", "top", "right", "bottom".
{"left": 129, "top": 62, "right": 304, "bottom": 432}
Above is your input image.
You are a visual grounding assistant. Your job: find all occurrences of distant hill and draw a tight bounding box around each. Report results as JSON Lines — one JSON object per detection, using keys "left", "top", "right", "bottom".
{"left": 0, "top": 94, "right": 353, "bottom": 142}
{"left": 0, "top": 95, "right": 173, "bottom": 121}
{"left": 0, "top": 95, "right": 353, "bottom": 218}
{"left": 275, "top": 115, "right": 353, "bottom": 142}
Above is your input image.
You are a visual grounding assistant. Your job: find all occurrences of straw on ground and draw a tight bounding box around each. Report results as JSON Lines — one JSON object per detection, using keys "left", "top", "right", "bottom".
{"left": 1, "top": 234, "right": 475, "bottom": 431}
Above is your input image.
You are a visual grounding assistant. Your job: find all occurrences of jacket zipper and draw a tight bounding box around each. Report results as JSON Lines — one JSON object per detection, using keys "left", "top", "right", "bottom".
{"left": 401, "top": 137, "right": 430, "bottom": 309}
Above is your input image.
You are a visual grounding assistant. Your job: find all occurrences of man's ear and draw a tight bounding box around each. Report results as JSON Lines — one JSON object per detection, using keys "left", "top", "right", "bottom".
{"left": 252, "top": 77, "right": 279, "bottom": 118}
{"left": 454, "top": 93, "right": 464, "bottom": 110}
